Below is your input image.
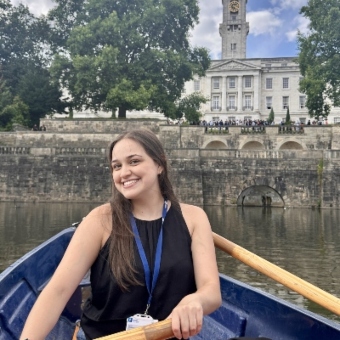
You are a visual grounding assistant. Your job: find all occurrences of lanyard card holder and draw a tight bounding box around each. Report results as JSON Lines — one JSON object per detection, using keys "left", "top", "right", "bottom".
{"left": 126, "top": 313, "right": 158, "bottom": 330}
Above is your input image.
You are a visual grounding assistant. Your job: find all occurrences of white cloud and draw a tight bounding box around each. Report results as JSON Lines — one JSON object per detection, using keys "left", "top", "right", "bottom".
{"left": 270, "top": 0, "right": 307, "bottom": 10}
{"left": 11, "top": 0, "right": 53, "bottom": 15}
{"left": 286, "top": 16, "right": 310, "bottom": 42}
{"left": 248, "top": 10, "right": 283, "bottom": 36}
{"left": 189, "top": 0, "right": 223, "bottom": 59}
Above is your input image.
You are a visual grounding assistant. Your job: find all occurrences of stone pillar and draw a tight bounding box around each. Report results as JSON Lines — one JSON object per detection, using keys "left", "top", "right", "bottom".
{"left": 238, "top": 76, "right": 243, "bottom": 112}
{"left": 254, "top": 74, "right": 260, "bottom": 111}
{"left": 222, "top": 76, "right": 226, "bottom": 111}
{"left": 207, "top": 76, "right": 212, "bottom": 112}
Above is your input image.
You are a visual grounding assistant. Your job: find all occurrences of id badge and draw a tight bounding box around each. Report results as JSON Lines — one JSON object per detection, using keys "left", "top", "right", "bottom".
{"left": 126, "top": 314, "right": 158, "bottom": 330}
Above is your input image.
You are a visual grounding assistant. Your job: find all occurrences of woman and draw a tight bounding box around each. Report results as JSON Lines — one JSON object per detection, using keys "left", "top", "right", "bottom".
{"left": 20, "top": 129, "right": 221, "bottom": 340}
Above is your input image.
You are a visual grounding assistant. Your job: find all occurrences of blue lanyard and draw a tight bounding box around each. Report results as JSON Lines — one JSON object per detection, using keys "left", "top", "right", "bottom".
{"left": 130, "top": 201, "right": 168, "bottom": 315}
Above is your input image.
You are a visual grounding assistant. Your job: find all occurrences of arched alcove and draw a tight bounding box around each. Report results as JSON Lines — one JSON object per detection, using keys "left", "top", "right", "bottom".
{"left": 241, "top": 141, "right": 265, "bottom": 150}
{"left": 205, "top": 141, "right": 227, "bottom": 149}
{"left": 237, "top": 185, "right": 284, "bottom": 207}
{"left": 279, "top": 141, "right": 303, "bottom": 150}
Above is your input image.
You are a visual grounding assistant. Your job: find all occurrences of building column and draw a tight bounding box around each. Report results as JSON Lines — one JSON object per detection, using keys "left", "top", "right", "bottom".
{"left": 222, "top": 77, "right": 226, "bottom": 111}
{"left": 238, "top": 76, "right": 243, "bottom": 112}
{"left": 253, "top": 74, "right": 260, "bottom": 112}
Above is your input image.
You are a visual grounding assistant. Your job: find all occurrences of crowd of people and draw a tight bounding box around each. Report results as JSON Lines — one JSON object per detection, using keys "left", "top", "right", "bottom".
{"left": 167, "top": 118, "right": 330, "bottom": 127}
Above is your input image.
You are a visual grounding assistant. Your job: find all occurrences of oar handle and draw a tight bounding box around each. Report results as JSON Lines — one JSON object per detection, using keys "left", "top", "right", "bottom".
{"left": 94, "top": 319, "right": 173, "bottom": 340}
{"left": 213, "top": 232, "right": 340, "bottom": 316}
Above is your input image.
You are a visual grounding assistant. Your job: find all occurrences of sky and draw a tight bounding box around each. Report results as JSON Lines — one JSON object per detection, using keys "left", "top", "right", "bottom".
{"left": 11, "top": 0, "right": 310, "bottom": 60}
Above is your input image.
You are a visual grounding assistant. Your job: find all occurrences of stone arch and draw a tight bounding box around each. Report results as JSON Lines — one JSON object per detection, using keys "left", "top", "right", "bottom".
{"left": 278, "top": 140, "right": 304, "bottom": 150}
{"left": 241, "top": 141, "right": 265, "bottom": 150}
{"left": 202, "top": 138, "right": 228, "bottom": 149}
{"left": 237, "top": 185, "right": 284, "bottom": 207}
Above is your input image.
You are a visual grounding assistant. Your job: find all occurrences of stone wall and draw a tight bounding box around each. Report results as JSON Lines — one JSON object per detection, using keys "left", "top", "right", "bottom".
{"left": 0, "top": 120, "right": 339, "bottom": 207}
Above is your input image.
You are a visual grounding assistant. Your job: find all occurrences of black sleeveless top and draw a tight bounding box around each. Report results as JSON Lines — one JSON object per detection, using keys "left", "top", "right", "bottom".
{"left": 81, "top": 205, "right": 196, "bottom": 339}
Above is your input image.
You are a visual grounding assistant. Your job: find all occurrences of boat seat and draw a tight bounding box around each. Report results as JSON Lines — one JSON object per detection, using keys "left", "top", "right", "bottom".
{"left": 0, "top": 279, "right": 36, "bottom": 340}
{"left": 192, "top": 301, "right": 247, "bottom": 340}
{"left": 0, "top": 277, "right": 81, "bottom": 340}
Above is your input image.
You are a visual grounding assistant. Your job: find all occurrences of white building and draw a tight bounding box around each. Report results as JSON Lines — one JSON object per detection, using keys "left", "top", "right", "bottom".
{"left": 184, "top": 0, "right": 340, "bottom": 124}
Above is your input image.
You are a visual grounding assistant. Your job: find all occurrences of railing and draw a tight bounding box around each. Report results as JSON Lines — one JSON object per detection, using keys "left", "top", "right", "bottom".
{"left": 0, "top": 147, "right": 30, "bottom": 154}
{"left": 205, "top": 126, "right": 229, "bottom": 134}
{"left": 241, "top": 126, "right": 266, "bottom": 134}
{"left": 278, "top": 125, "right": 305, "bottom": 134}
{"left": 55, "top": 147, "right": 106, "bottom": 155}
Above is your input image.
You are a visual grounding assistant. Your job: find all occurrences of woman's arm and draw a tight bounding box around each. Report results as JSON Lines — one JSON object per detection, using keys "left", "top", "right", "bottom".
{"left": 168, "top": 204, "right": 222, "bottom": 339}
{"left": 20, "top": 205, "right": 110, "bottom": 340}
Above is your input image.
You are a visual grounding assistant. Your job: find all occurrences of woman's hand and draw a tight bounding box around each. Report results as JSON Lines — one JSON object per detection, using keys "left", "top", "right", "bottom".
{"left": 168, "top": 294, "right": 203, "bottom": 339}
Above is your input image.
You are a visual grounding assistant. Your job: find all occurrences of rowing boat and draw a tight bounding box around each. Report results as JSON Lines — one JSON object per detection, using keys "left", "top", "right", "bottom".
{"left": 1, "top": 226, "right": 340, "bottom": 339}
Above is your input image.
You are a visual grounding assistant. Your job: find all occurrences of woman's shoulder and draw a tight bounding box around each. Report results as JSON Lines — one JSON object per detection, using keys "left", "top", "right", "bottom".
{"left": 179, "top": 203, "right": 206, "bottom": 217}
{"left": 86, "top": 202, "right": 111, "bottom": 218}
{"left": 179, "top": 203, "right": 209, "bottom": 235}
{"left": 80, "top": 203, "right": 112, "bottom": 245}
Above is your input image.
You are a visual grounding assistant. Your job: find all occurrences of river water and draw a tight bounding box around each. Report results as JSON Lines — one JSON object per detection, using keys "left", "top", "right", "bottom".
{"left": 1, "top": 202, "right": 340, "bottom": 322}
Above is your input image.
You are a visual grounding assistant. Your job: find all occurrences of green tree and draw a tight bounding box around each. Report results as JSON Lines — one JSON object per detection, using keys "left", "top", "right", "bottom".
{"left": 176, "top": 92, "right": 208, "bottom": 123}
{"left": 298, "top": 0, "right": 340, "bottom": 120}
{"left": 285, "top": 107, "right": 291, "bottom": 125}
{"left": 49, "top": 0, "right": 210, "bottom": 118}
{"left": 0, "top": 1, "right": 65, "bottom": 126}
{"left": 0, "top": 77, "right": 29, "bottom": 130}
{"left": 268, "top": 108, "right": 275, "bottom": 124}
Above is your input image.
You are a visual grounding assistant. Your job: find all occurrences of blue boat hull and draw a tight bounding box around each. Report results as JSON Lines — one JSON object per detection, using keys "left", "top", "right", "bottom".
{"left": 1, "top": 227, "right": 340, "bottom": 340}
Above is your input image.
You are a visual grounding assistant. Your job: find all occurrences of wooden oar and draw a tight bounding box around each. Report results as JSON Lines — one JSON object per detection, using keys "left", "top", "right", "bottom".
{"left": 95, "top": 232, "right": 340, "bottom": 340}
{"left": 94, "top": 319, "right": 173, "bottom": 340}
{"left": 213, "top": 232, "right": 340, "bottom": 316}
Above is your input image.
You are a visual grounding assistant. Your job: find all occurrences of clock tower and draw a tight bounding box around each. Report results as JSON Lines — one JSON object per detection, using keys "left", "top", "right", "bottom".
{"left": 219, "top": 0, "right": 249, "bottom": 59}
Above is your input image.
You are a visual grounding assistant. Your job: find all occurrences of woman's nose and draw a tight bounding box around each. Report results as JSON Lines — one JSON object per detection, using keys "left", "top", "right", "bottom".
{"left": 120, "top": 164, "right": 131, "bottom": 177}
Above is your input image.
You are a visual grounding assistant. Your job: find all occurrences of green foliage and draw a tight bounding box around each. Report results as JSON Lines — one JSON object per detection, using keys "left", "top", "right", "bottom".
{"left": 0, "top": 79, "right": 29, "bottom": 130}
{"left": 298, "top": 0, "right": 340, "bottom": 119}
{"left": 285, "top": 107, "right": 291, "bottom": 125}
{"left": 176, "top": 92, "right": 208, "bottom": 123}
{"left": 0, "top": 1, "right": 65, "bottom": 126}
{"left": 49, "top": 0, "right": 211, "bottom": 118}
{"left": 268, "top": 108, "right": 275, "bottom": 124}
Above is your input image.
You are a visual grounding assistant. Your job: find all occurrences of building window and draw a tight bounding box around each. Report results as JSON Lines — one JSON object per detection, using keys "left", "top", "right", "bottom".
{"left": 228, "top": 95, "right": 236, "bottom": 109}
{"left": 334, "top": 117, "right": 340, "bottom": 124}
{"left": 212, "top": 96, "right": 220, "bottom": 110}
{"left": 231, "top": 43, "right": 237, "bottom": 51}
{"left": 244, "top": 95, "right": 252, "bottom": 109}
{"left": 212, "top": 78, "right": 220, "bottom": 90}
{"left": 283, "top": 77, "right": 289, "bottom": 89}
{"left": 194, "top": 80, "right": 200, "bottom": 91}
{"left": 244, "top": 76, "right": 252, "bottom": 88}
{"left": 283, "top": 96, "right": 289, "bottom": 109}
{"left": 232, "top": 15, "right": 237, "bottom": 20}
{"left": 281, "top": 63, "right": 287, "bottom": 67}
{"left": 228, "top": 25, "right": 239, "bottom": 31}
{"left": 229, "top": 77, "right": 236, "bottom": 89}
{"left": 266, "top": 96, "right": 272, "bottom": 109}
{"left": 266, "top": 78, "right": 273, "bottom": 89}
{"left": 299, "top": 96, "right": 306, "bottom": 109}
{"left": 265, "top": 63, "right": 271, "bottom": 69}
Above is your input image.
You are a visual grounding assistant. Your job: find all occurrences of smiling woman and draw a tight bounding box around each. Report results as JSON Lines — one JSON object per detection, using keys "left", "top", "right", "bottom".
{"left": 20, "top": 129, "right": 222, "bottom": 340}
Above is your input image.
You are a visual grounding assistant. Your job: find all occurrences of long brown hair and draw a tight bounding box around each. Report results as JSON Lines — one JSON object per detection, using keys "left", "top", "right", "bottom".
{"left": 107, "top": 129, "right": 179, "bottom": 291}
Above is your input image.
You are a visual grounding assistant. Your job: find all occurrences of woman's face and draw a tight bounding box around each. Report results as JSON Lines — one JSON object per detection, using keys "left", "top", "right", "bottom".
{"left": 111, "top": 138, "right": 162, "bottom": 201}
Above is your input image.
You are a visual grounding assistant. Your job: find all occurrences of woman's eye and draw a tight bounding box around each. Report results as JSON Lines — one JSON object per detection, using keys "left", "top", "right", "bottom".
{"left": 112, "top": 164, "right": 121, "bottom": 170}
{"left": 130, "top": 159, "right": 140, "bottom": 165}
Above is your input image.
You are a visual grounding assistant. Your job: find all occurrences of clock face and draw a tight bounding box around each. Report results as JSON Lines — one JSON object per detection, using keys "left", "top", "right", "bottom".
{"left": 229, "top": 0, "right": 240, "bottom": 12}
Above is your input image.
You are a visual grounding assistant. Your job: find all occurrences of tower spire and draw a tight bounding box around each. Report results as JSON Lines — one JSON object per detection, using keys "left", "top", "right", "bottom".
{"left": 219, "top": 0, "right": 249, "bottom": 59}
